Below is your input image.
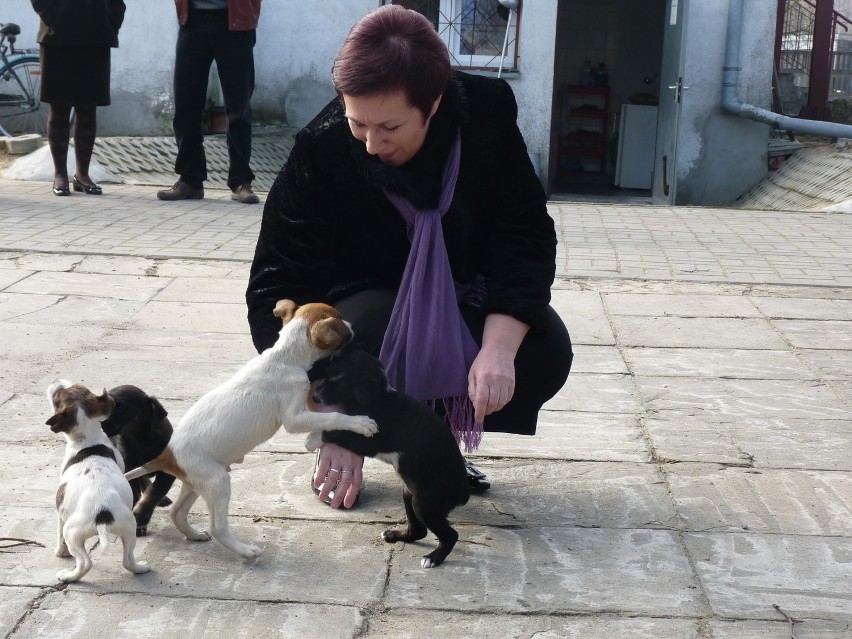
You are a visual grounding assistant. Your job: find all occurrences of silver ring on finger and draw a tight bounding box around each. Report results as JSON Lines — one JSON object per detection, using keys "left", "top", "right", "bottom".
{"left": 341, "top": 469, "right": 353, "bottom": 475}
{"left": 329, "top": 467, "right": 340, "bottom": 473}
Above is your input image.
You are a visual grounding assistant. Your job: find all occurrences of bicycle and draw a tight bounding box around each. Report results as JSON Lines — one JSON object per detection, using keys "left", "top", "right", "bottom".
{"left": 0, "top": 22, "right": 46, "bottom": 137}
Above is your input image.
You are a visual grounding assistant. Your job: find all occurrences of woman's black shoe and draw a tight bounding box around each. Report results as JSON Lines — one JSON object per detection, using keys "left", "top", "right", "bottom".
{"left": 465, "top": 459, "right": 491, "bottom": 494}
{"left": 52, "top": 184, "right": 70, "bottom": 196}
{"left": 72, "top": 175, "right": 103, "bottom": 195}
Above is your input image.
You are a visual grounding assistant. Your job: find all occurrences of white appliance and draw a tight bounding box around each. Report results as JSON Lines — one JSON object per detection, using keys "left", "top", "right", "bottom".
{"left": 615, "top": 104, "right": 658, "bottom": 190}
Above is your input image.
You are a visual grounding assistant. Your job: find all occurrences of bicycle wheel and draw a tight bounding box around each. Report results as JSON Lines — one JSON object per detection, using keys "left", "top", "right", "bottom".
{"left": 0, "top": 56, "right": 47, "bottom": 136}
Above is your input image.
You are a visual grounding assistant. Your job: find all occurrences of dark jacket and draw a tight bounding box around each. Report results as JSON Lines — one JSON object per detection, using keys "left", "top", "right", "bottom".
{"left": 32, "top": 0, "right": 126, "bottom": 47}
{"left": 175, "top": 0, "right": 261, "bottom": 30}
{"left": 246, "top": 72, "right": 555, "bottom": 353}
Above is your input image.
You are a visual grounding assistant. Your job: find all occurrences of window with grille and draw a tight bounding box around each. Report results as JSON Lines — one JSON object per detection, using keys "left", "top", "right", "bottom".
{"left": 383, "top": 0, "right": 520, "bottom": 72}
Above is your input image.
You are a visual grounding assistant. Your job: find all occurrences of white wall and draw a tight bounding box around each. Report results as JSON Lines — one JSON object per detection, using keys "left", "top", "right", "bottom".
{"left": 5, "top": 0, "right": 556, "bottom": 183}
{"left": 674, "top": 0, "right": 775, "bottom": 205}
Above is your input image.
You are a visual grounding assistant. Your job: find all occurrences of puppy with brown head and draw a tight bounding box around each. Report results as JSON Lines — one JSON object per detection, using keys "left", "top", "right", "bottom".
{"left": 100, "top": 385, "right": 176, "bottom": 536}
{"left": 125, "top": 300, "right": 378, "bottom": 560}
{"left": 47, "top": 380, "right": 151, "bottom": 583}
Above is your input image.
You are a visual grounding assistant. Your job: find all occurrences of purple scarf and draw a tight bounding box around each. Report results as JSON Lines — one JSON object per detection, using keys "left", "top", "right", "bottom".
{"left": 379, "top": 131, "right": 483, "bottom": 452}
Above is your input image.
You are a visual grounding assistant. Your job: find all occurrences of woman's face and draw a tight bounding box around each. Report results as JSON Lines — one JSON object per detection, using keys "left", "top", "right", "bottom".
{"left": 342, "top": 90, "right": 441, "bottom": 167}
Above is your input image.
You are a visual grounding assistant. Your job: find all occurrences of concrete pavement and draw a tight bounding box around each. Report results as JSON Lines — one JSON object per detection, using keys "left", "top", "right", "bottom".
{"left": 0, "top": 177, "right": 850, "bottom": 638}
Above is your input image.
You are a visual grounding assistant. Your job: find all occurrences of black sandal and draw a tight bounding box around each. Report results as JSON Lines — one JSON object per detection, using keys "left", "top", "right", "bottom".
{"left": 465, "top": 459, "right": 491, "bottom": 494}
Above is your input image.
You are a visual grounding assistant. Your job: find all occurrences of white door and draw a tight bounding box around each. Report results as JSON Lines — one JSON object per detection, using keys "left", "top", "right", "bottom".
{"left": 652, "top": 0, "right": 689, "bottom": 204}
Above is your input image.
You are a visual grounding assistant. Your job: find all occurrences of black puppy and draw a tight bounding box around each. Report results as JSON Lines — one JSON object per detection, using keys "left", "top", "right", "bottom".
{"left": 100, "top": 385, "right": 176, "bottom": 536}
{"left": 310, "top": 348, "right": 470, "bottom": 568}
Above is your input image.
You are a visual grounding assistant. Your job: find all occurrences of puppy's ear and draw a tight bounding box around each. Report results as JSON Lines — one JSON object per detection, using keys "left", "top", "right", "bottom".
{"left": 273, "top": 299, "right": 298, "bottom": 324}
{"left": 310, "top": 317, "right": 352, "bottom": 351}
{"left": 46, "top": 411, "right": 74, "bottom": 433}
{"left": 149, "top": 396, "right": 169, "bottom": 423}
{"left": 96, "top": 389, "right": 115, "bottom": 420}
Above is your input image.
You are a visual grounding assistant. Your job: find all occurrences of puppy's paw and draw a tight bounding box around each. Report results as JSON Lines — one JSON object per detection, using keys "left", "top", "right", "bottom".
{"left": 349, "top": 415, "right": 379, "bottom": 436}
{"left": 136, "top": 525, "right": 148, "bottom": 537}
{"left": 237, "top": 544, "right": 263, "bottom": 561}
{"left": 185, "top": 529, "right": 212, "bottom": 542}
{"left": 56, "top": 569, "right": 80, "bottom": 583}
{"left": 54, "top": 546, "right": 71, "bottom": 558}
{"left": 158, "top": 496, "right": 173, "bottom": 507}
{"left": 128, "top": 560, "right": 151, "bottom": 575}
{"left": 421, "top": 555, "right": 442, "bottom": 569}
{"left": 304, "top": 431, "right": 323, "bottom": 451}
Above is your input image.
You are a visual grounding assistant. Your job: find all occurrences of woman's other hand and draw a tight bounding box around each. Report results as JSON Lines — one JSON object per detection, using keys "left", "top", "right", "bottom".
{"left": 468, "top": 313, "right": 529, "bottom": 423}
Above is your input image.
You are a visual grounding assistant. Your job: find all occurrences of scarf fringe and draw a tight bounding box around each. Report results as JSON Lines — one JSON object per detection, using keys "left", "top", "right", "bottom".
{"left": 429, "top": 396, "right": 483, "bottom": 453}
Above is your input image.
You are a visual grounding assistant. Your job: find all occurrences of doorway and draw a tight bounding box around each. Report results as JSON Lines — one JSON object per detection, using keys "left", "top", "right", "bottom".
{"left": 550, "top": 0, "right": 668, "bottom": 202}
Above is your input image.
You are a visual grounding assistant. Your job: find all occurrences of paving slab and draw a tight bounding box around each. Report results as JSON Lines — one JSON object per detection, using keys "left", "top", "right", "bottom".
{"left": 646, "top": 415, "right": 852, "bottom": 472}
{"left": 1, "top": 178, "right": 850, "bottom": 635}
{"left": 0, "top": 586, "right": 42, "bottom": 638}
{"left": 667, "top": 463, "right": 852, "bottom": 535}
{"left": 477, "top": 412, "right": 650, "bottom": 462}
{"left": 15, "top": 591, "right": 365, "bottom": 639}
{"left": 709, "top": 618, "right": 852, "bottom": 639}
{"left": 685, "top": 532, "right": 852, "bottom": 621}
{"left": 545, "top": 373, "right": 641, "bottom": 414}
{"left": 637, "top": 377, "right": 851, "bottom": 420}
{"left": 366, "top": 610, "right": 702, "bottom": 638}
{"left": 772, "top": 319, "right": 852, "bottom": 350}
{"left": 610, "top": 316, "right": 788, "bottom": 349}
{"left": 623, "top": 347, "right": 814, "bottom": 379}
{"left": 6, "top": 271, "right": 168, "bottom": 301}
{"left": 603, "top": 293, "right": 763, "bottom": 318}
{"left": 385, "top": 527, "right": 707, "bottom": 617}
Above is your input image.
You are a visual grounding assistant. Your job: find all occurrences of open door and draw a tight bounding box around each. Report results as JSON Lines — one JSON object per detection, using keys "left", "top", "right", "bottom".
{"left": 652, "top": 0, "right": 689, "bottom": 204}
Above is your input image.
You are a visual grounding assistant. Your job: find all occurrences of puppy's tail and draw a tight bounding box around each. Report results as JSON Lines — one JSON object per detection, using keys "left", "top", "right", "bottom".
{"left": 124, "top": 446, "right": 184, "bottom": 482}
{"left": 94, "top": 511, "right": 114, "bottom": 557}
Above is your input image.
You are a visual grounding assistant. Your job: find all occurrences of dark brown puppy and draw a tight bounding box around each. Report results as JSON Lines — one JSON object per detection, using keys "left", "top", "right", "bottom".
{"left": 310, "top": 348, "right": 470, "bottom": 568}
{"left": 100, "top": 385, "right": 175, "bottom": 536}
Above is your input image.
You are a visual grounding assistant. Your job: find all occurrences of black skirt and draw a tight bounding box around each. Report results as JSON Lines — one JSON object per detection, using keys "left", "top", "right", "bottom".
{"left": 40, "top": 44, "right": 112, "bottom": 106}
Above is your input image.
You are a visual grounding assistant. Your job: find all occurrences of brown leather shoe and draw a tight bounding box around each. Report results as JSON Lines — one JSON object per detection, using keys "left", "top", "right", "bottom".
{"left": 157, "top": 181, "right": 204, "bottom": 201}
{"left": 231, "top": 184, "right": 260, "bottom": 204}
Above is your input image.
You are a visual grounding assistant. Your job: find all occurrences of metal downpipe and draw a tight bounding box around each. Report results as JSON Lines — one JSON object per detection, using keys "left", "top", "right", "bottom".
{"left": 722, "top": 0, "right": 852, "bottom": 138}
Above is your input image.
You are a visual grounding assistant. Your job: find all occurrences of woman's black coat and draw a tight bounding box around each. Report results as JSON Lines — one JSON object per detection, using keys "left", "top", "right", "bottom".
{"left": 31, "top": 0, "right": 126, "bottom": 48}
{"left": 246, "top": 71, "right": 556, "bottom": 353}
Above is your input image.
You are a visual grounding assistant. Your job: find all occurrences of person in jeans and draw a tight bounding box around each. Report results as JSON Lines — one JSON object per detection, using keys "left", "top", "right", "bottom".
{"left": 157, "top": 0, "right": 262, "bottom": 204}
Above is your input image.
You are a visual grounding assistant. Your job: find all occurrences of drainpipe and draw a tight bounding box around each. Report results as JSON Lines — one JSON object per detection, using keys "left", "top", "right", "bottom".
{"left": 722, "top": 0, "right": 852, "bottom": 139}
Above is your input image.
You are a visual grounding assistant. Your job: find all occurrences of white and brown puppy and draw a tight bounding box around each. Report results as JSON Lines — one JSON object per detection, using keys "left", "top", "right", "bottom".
{"left": 47, "top": 380, "right": 151, "bottom": 583}
{"left": 125, "top": 300, "right": 378, "bottom": 560}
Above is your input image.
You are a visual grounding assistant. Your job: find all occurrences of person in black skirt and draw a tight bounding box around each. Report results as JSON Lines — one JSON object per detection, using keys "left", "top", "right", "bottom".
{"left": 246, "top": 5, "right": 573, "bottom": 509}
{"left": 30, "top": 0, "right": 126, "bottom": 196}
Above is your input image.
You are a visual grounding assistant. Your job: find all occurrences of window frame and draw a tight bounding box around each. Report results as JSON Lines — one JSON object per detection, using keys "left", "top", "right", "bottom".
{"left": 383, "top": 0, "right": 521, "bottom": 73}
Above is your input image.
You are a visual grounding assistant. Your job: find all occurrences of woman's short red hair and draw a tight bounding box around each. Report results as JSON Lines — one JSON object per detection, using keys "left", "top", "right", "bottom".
{"left": 332, "top": 5, "right": 453, "bottom": 119}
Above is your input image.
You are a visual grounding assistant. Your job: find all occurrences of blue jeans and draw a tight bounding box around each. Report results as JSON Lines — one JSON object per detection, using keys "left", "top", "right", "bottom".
{"left": 172, "top": 9, "right": 256, "bottom": 190}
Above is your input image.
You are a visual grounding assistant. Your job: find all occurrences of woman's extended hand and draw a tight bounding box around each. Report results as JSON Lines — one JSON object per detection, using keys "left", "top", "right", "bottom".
{"left": 313, "top": 442, "right": 364, "bottom": 509}
{"left": 468, "top": 313, "right": 530, "bottom": 424}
